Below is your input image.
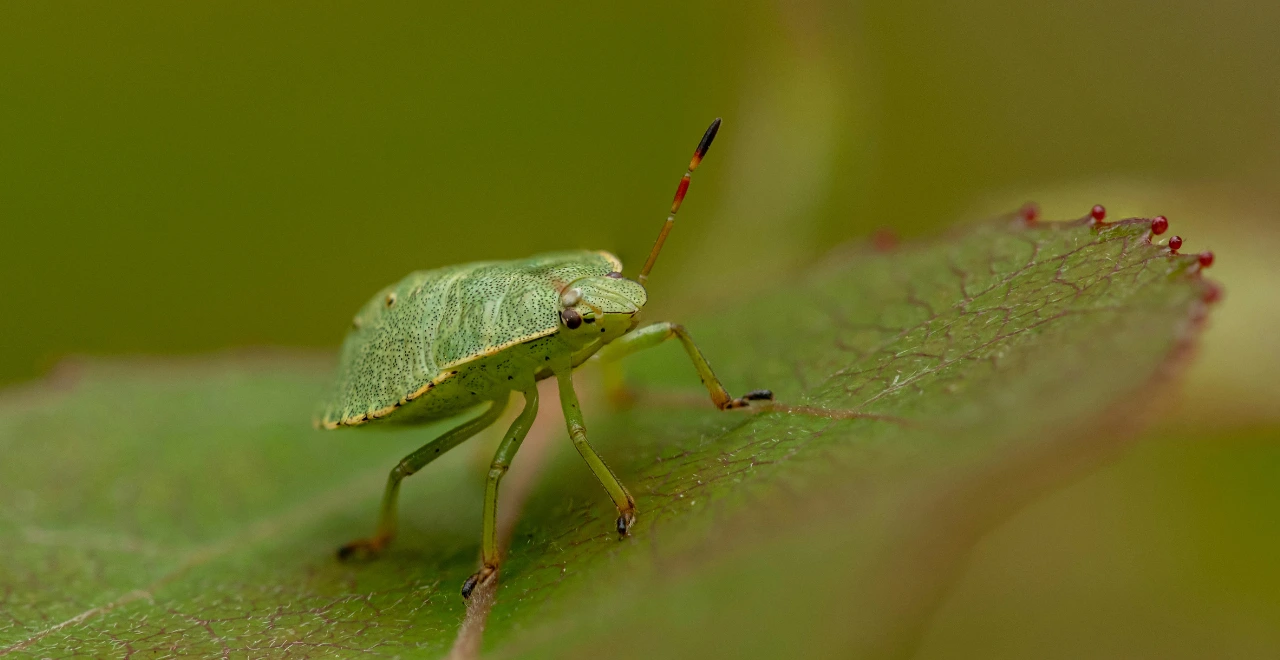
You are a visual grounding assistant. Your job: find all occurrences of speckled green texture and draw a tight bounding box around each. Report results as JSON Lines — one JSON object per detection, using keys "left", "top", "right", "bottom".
{"left": 318, "top": 250, "right": 647, "bottom": 428}
{"left": 0, "top": 217, "right": 1214, "bottom": 658}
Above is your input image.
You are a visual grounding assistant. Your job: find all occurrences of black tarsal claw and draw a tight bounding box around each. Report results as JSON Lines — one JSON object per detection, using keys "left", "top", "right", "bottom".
{"left": 744, "top": 389, "right": 774, "bottom": 401}
{"left": 461, "top": 574, "right": 480, "bottom": 599}
{"left": 462, "top": 566, "right": 498, "bottom": 599}
{"left": 616, "top": 511, "right": 635, "bottom": 537}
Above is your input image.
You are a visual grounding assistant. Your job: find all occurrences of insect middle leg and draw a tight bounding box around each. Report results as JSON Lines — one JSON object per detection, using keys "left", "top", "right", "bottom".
{"left": 461, "top": 386, "right": 540, "bottom": 599}
{"left": 596, "top": 322, "right": 773, "bottom": 409}
{"left": 555, "top": 370, "right": 638, "bottom": 536}
{"left": 337, "top": 398, "right": 510, "bottom": 561}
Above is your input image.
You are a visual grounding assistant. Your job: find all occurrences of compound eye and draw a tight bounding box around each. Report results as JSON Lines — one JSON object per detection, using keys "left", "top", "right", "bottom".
{"left": 561, "top": 308, "right": 583, "bottom": 330}
{"left": 560, "top": 287, "right": 582, "bottom": 307}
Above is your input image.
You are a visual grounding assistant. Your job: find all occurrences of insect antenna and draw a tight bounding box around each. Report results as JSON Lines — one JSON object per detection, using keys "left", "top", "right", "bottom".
{"left": 636, "top": 117, "right": 721, "bottom": 286}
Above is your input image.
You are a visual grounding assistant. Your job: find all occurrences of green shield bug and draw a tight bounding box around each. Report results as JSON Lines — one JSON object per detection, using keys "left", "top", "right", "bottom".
{"left": 317, "top": 118, "right": 773, "bottom": 599}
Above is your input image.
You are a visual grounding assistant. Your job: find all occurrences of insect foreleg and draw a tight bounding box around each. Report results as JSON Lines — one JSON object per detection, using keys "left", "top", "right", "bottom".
{"left": 555, "top": 370, "right": 638, "bottom": 537}
{"left": 337, "top": 398, "right": 509, "bottom": 561}
{"left": 462, "top": 386, "right": 539, "bottom": 599}
{"left": 596, "top": 322, "right": 773, "bottom": 409}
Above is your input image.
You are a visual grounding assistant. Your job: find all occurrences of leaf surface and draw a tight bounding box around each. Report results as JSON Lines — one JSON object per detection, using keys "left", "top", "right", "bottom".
{"left": 0, "top": 217, "right": 1214, "bottom": 658}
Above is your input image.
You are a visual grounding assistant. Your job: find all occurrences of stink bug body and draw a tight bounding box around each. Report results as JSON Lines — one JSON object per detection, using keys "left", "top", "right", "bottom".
{"left": 318, "top": 119, "right": 773, "bottom": 598}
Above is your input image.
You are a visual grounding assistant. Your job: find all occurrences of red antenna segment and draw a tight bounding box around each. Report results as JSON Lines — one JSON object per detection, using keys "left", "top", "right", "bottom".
{"left": 636, "top": 118, "right": 722, "bottom": 286}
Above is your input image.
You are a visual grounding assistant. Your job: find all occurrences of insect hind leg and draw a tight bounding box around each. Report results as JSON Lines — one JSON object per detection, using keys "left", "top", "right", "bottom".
{"left": 337, "top": 398, "right": 509, "bottom": 561}
{"left": 462, "top": 386, "right": 540, "bottom": 599}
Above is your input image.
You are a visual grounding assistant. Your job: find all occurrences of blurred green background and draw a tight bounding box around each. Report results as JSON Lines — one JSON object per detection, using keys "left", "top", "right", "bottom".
{"left": 2, "top": 1, "right": 1277, "bottom": 656}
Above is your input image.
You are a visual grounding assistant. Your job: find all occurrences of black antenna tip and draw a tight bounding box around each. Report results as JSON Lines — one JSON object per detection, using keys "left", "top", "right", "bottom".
{"left": 696, "top": 118, "right": 722, "bottom": 157}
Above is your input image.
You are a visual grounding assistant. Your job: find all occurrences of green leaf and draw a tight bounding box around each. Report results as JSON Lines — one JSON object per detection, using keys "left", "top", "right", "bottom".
{"left": 0, "top": 217, "right": 1213, "bottom": 658}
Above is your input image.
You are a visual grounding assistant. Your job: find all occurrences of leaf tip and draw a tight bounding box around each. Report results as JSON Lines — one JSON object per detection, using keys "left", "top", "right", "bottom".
{"left": 872, "top": 227, "right": 900, "bottom": 252}
{"left": 1018, "top": 202, "right": 1040, "bottom": 225}
{"left": 1202, "top": 279, "right": 1224, "bottom": 304}
{"left": 1089, "top": 204, "right": 1107, "bottom": 224}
